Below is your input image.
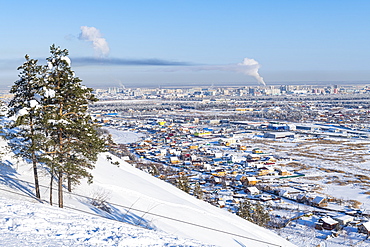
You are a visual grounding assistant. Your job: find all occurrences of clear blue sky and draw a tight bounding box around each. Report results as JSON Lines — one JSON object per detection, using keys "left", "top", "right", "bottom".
{"left": 1, "top": 0, "right": 370, "bottom": 89}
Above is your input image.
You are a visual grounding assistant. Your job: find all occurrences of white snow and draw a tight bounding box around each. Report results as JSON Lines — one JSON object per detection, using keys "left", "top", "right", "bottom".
{"left": 61, "top": 56, "right": 71, "bottom": 66}
{"left": 47, "top": 61, "right": 53, "bottom": 70}
{"left": 48, "top": 119, "right": 70, "bottom": 125}
{"left": 0, "top": 196, "right": 203, "bottom": 247}
{"left": 44, "top": 88, "right": 56, "bottom": 98}
{"left": 17, "top": 108, "right": 29, "bottom": 116}
{"left": 106, "top": 128, "right": 144, "bottom": 144}
{"left": 29, "top": 100, "right": 39, "bottom": 108}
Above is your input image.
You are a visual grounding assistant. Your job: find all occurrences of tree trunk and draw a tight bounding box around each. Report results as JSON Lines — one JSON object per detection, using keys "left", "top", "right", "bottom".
{"left": 67, "top": 174, "right": 72, "bottom": 192}
{"left": 30, "top": 118, "right": 41, "bottom": 199}
{"left": 49, "top": 167, "right": 53, "bottom": 206}
{"left": 32, "top": 152, "right": 41, "bottom": 199}
{"left": 58, "top": 169, "right": 63, "bottom": 208}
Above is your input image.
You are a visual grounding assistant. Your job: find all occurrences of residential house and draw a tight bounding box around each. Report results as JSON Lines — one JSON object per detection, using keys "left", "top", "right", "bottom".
{"left": 258, "top": 167, "right": 275, "bottom": 176}
{"left": 245, "top": 176, "right": 258, "bottom": 186}
{"left": 358, "top": 221, "right": 370, "bottom": 234}
{"left": 315, "top": 216, "right": 339, "bottom": 230}
{"left": 252, "top": 148, "right": 264, "bottom": 154}
{"left": 170, "top": 156, "right": 180, "bottom": 164}
{"left": 246, "top": 154, "right": 260, "bottom": 161}
{"left": 296, "top": 194, "right": 308, "bottom": 203}
{"left": 235, "top": 174, "right": 247, "bottom": 182}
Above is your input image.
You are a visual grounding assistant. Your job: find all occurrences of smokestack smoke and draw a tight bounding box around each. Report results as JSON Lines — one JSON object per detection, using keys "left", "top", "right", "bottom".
{"left": 165, "top": 57, "right": 266, "bottom": 86}
{"left": 236, "top": 58, "right": 266, "bottom": 86}
{"left": 79, "top": 26, "right": 110, "bottom": 57}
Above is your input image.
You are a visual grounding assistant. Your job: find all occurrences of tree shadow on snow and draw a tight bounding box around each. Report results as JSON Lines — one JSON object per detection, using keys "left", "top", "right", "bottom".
{"left": 0, "top": 159, "right": 36, "bottom": 198}
{"left": 79, "top": 198, "right": 155, "bottom": 230}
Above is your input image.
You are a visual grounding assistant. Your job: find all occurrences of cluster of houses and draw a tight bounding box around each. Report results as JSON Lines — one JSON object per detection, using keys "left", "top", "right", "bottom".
{"left": 96, "top": 112, "right": 370, "bottom": 236}
{"left": 99, "top": 116, "right": 360, "bottom": 205}
{"left": 101, "top": 120, "right": 298, "bottom": 206}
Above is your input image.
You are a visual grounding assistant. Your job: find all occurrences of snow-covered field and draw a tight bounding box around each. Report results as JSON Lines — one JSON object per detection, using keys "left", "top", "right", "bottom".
{"left": 105, "top": 128, "right": 145, "bottom": 144}
{"left": 0, "top": 133, "right": 294, "bottom": 246}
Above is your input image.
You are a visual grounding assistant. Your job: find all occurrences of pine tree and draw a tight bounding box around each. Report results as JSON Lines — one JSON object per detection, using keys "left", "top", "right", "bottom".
{"left": 237, "top": 199, "right": 253, "bottom": 221}
{"left": 237, "top": 199, "right": 270, "bottom": 227}
{"left": 176, "top": 174, "right": 191, "bottom": 193}
{"left": 193, "top": 182, "right": 203, "bottom": 200}
{"left": 42, "top": 44, "right": 105, "bottom": 208}
{"left": 253, "top": 201, "right": 270, "bottom": 227}
{"left": 7, "top": 55, "right": 46, "bottom": 199}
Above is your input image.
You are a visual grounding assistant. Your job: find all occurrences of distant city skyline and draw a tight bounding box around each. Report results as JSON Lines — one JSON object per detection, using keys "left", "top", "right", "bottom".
{"left": 1, "top": 1, "right": 370, "bottom": 89}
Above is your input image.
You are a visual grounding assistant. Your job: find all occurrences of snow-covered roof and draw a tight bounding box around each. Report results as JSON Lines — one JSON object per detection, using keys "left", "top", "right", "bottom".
{"left": 312, "top": 196, "right": 326, "bottom": 204}
{"left": 235, "top": 174, "right": 246, "bottom": 181}
{"left": 361, "top": 221, "right": 370, "bottom": 230}
{"left": 334, "top": 215, "right": 354, "bottom": 223}
{"left": 320, "top": 216, "right": 338, "bottom": 225}
{"left": 246, "top": 186, "right": 259, "bottom": 193}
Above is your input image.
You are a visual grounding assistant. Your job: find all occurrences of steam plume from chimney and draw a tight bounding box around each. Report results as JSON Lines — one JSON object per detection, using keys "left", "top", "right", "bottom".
{"left": 161, "top": 57, "right": 266, "bottom": 85}
{"left": 79, "top": 26, "right": 110, "bottom": 57}
{"left": 236, "top": 58, "right": 266, "bottom": 86}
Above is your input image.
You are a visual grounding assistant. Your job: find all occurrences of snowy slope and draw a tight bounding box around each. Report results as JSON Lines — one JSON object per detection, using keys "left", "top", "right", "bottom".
{"left": 0, "top": 196, "right": 205, "bottom": 247}
{"left": 0, "top": 136, "right": 295, "bottom": 247}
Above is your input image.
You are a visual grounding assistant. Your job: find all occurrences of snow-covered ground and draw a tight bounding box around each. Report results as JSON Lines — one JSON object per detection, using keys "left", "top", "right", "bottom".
{"left": 105, "top": 128, "right": 145, "bottom": 144}
{"left": 0, "top": 134, "right": 294, "bottom": 246}
{"left": 0, "top": 196, "right": 205, "bottom": 247}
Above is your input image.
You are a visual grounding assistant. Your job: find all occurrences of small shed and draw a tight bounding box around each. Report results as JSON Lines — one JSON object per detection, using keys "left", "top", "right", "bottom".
{"left": 244, "top": 186, "right": 260, "bottom": 195}
{"left": 334, "top": 215, "right": 354, "bottom": 226}
{"left": 252, "top": 148, "right": 264, "bottom": 154}
{"left": 312, "top": 196, "right": 327, "bottom": 207}
{"left": 277, "top": 169, "right": 292, "bottom": 176}
{"left": 217, "top": 200, "right": 226, "bottom": 208}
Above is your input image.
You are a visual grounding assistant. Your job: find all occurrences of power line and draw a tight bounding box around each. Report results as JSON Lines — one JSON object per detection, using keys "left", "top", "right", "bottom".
{"left": 0, "top": 174, "right": 283, "bottom": 247}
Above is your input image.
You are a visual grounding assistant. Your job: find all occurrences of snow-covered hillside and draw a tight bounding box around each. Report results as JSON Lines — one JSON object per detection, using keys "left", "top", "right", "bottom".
{"left": 0, "top": 136, "right": 295, "bottom": 247}
{"left": 0, "top": 196, "right": 205, "bottom": 247}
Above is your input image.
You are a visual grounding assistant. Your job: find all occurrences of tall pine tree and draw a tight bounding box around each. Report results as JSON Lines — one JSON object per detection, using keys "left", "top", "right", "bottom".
{"left": 42, "top": 44, "right": 105, "bottom": 208}
{"left": 237, "top": 199, "right": 270, "bottom": 227}
{"left": 8, "top": 55, "right": 46, "bottom": 199}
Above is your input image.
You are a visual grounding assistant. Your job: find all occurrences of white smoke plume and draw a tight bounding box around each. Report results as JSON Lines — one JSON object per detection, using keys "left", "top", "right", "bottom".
{"left": 79, "top": 26, "right": 110, "bottom": 57}
{"left": 166, "top": 57, "right": 266, "bottom": 86}
{"left": 234, "top": 58, "right": 266, "bottom": 86}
